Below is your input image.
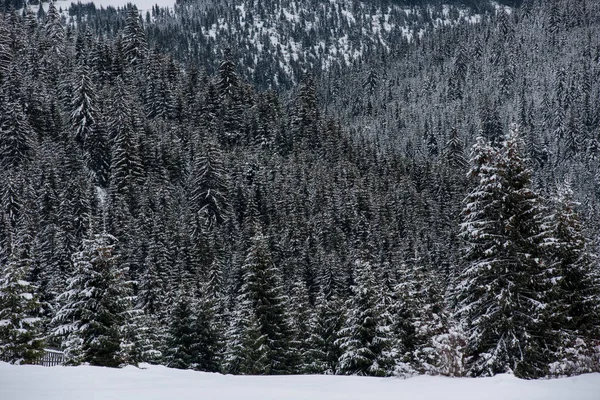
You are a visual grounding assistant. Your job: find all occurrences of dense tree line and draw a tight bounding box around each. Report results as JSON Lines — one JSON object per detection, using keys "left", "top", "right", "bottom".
{"left": 0, "top": 0, "right": 599, "bottom": 379}
{"left": 55, "top": 0, "right": 490, "bottom": 90}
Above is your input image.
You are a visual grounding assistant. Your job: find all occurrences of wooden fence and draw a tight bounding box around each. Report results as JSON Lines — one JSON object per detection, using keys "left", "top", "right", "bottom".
{"left": 1, "top": 348, "right": 65, "bottom": 366}
{"left": 35, "top": 349, "right": 66, "bottom": 366}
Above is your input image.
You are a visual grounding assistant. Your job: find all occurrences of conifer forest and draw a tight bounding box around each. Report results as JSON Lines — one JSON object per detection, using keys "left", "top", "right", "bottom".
{"left": 0, "top": 0, "right": 599, "bottom": 380}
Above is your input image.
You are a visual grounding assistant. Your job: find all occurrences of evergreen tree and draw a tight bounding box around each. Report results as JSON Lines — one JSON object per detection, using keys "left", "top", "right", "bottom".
{"left": 223, "top": 296, "right": 268, "bottom": 375}
{"left": 542, "top": 183, "right": 600, "bottom": 374}
{"left": 479, "top": 101, "right": 504, "bottom": 146}
{"left": 193, "top": 280, "right": 222, "bottom": 372}
{"left": 122, "top": 7, "right": 147, "bottom": 66}
{"left": 86, "top": 116, "right": 110, "bottom": 187}
{"left": 135, "top": 312, "right": 165, "bottom": 364}
{"left": 395, "top": 249, "right": 447, "bottom": 374}
{"left": 0, "top": 229, "right": 44, "bottom": 364}
{"left": 166, "top": 287, "right": 198, "bottom": 369}
{"left": 109, "top": 107, "right": 144, "bottom": 210}
{"left": 52, "top": 233, "right": 134, "bottom": 367}
{"left": 336, "top": 260, "right": 396, "bottom": 376}
{"left": 0, "top": 67, "right": 34, "bottom": 170}
{"left": 224, "top": 229, "right": 293, "bottom": 374}
{"left": 291, "top": 76, "right": 319, "bottom": 147}
{"left": 70, "top": 63, "right": 97, "bottom": 149}
{"left": 215, "top": 50, "right": 242, "bottom": 148}
{"left": 189, "top": 140, "right": 230, "bottom": 230}
{"left": 306, "top": 288, "right": 345, "bottom": 374}
{"left": 216, "top": 49, "right": 240, "bottom": 98}
{"left": 0, "top": 16, "right": 11, "bottom": 81}
{"left": 455, "top": 127, "right": 552, "bottom": 378}
{"left": 44, "top": 1, "right": 65, "bottom": 57}
{"left": 288, "top": 277, "right": 314, "bottom": 373}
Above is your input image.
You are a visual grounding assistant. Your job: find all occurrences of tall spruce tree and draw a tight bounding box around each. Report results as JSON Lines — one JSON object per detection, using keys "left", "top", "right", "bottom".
{"left": 0, "top": 67, "right": 34, "bottom": 170}
{"left": 336, "top": 260, "right": 396, "bottom": 376}
{"left": 165, "top": 286, "right": 198, "bottom": 369}
{"left": 455, "top": 126, "right": 553, "bottom": 378}
{"left": 44, "top": 1, "right": 65, "bottom": 57}
{"left": 0, "top": 228, "right": 44, "bottom": 364}
{"left": 193, "top": 279, "right": 223, "bottom": 372}
{"left": 224, "top": 228, "right": 293, "bottom": 374}
{"left": 122, "top": 7, "right": 147, "bottom": 67}
{"left": 189, "top": 140, "right": 230, "bottom": 230}
{"left": 70, "top": 63, "right": 97, "bottom": 149}
{"left": 542, "top": 183, "right": 600, "bottom": 375}
{"left": 52, "top": 233, "right": 134, "bottom": 367}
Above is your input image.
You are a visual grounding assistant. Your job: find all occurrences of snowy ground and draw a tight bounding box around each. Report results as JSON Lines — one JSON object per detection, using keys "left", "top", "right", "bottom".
{"left": 1, "top": 363, "right": 600, "bottom": 400}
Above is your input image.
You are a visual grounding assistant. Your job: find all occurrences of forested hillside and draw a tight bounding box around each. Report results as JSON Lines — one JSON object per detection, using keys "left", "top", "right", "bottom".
{"left": 0, "top": 0, "right": 599, "bottom": 379}
{"left": 64, "top": 0, "right": 488, "bottom": 89}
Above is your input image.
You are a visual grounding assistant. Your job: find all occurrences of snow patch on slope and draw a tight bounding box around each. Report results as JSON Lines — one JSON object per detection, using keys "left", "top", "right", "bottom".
{"left": 36, "top": 0, "right": 175, "bottom": 13}
{"left": 190, "top": 0, "right": 483, "bottom": 79}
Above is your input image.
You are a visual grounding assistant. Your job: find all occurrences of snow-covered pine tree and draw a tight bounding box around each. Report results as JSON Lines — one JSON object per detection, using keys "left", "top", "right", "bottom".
{"left": 70, "top": 63, "right": 97, "bottom": 149}
{"left": 456, "top": 126, "right": 552, "bottom": 378}
{"left": 336, "top": 260, "right": 396, "bottom": 377}
{"left": 165, "top": 286, "right": 198, "bottom": 370}
{"left": 86, "top": 116, "right": 110, "bottom": 188}
{"left": 108, "top": 83, "right": 144, "bottom": 210}
{"left": 288, "top": 277, "right": 315, "bottom": 373}
{"left": 189, "top": 140, "right": 230, "bottom": 230}
{"left": 134, "top": 312, "right": 164, "bottom": 364}
{"left": 0, "top": 228, "right": 44, "bottom": 364}
{"left": 139, "top": 212, "right": 170, "bottom": 317}
{"left": 305, "top": 309, "right": 330, "bottom": 375}
{"left": 44, "top": 1, "right": 65, "bottom": 57}
{"left": 223, "top": 296, "right": 268, "bottom": 375}
{"left": 0, "top": 18, "right": 11, "bottom": 81}
{"left": 193, "top": 279, "right": 223, "bottom": 372}
{"left": 393, "top": 247, "right": 446, "bottom": 375}
{"left": 223, "top": 228, "right": 293, "bottom": 374}
{"left": 31, "top": 171, "right": 64, "bottom": 331}
{"left": 216, "top": 49, "right": 239, "bottom": 98}
{"left": 52, "top": 233, "right": 134, "bottom": 367}
{"left": 542, "top": 182, "right": 600, "bottom": 375}
{"left": 291, "top": 76, "right": 319, "bottom": 147}
{"left": 429, "top": 321, "right": 468, "bottom": 377}
{"left": 376, "top": 264, "right": 411, "bottom": 376}
{"left": 0, "top": 66, "right": 35, "bottom": 171}
{"left": 122, "top": 7, "right": 147, "bottom": 67}
{"left": 305, "top": 270, "right": 346, "bottom": 374}
{"left": 479, "top": 100, "right": 504, "bottom": 146}
{"left": 215, "top": 50, "right": 243, "bottom": 148}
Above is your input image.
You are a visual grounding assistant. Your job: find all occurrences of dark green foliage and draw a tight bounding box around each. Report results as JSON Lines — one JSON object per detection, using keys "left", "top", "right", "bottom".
{"left": 456, "top": 128, "right": 553, "bottom": 378}
{"left": 166, "top": 289, "right": 198, "bottom": 369}
{"left": 193, "top": 282, "right": 223, "bottom": 372}
{"left": 224, "top": 230, "right": 293, "bottom": 375}
{"left": 70, "top": 63, "right": 97, "bottom": 149}
{"left": 189, "top": 140, "right": 230, "bottom": 229}
{"left": 52, "top": 233, "right": 133, "bottom": 367}
{"left": 123, "top": 7, "right": 147, "bottom": 66}
{"left": 1, "top": 0, "right": 599, "bottom": 378}
{"left": 0, "top": 229, "right": 44, "bottom": 364}
{"left": 0, "top": 67, "right": 34, "bottom": 170}
{"left": 306, "top": 290, "right": 345, "bottom": 374}
{"left": 541, "top": 184, "right": 600, "bottom": 375}
{"left": 336, "top": 261, "right": 396, "bottom": 377}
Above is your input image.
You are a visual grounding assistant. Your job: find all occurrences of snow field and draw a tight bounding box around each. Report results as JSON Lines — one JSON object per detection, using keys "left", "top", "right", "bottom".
{"left": 1, "top": 362, "right": 600, "bottom": 400}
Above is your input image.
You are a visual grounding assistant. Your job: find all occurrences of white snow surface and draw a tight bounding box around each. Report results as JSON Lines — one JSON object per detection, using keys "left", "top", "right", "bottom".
{"left": 1, "top": 363, "right": 599, "bottom": 400}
